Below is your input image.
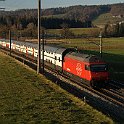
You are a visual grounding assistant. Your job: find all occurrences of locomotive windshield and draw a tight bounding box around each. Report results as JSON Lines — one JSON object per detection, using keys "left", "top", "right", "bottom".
{"left": 90, "top": 64, "right": 108, "bottom": 72}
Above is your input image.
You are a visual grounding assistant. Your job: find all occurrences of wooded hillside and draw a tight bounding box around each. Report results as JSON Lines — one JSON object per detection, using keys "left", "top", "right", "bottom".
{"left": 0, "top": 3, "right": 124, "bottom": 38}
{"left": 0, "top": 3, "right": 123, "bottom": 29}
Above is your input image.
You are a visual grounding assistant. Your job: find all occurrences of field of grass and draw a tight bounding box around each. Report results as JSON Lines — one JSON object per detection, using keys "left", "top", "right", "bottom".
{"left": 102, "top": 38, "right": 124, "bottom": 81}
{"left": 93, "top": 13, "right": 124, "bottom": 27}
{"left": 57, "top": 37, "right": 124, "bottom": 53}
{"left": 47, "top": 28, "right": 100, "bottom": 37}
{"left": 0, "top": 52, "right": 113, "bottom": 123}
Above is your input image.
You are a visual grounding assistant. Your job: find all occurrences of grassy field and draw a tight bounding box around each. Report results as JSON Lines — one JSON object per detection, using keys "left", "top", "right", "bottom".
{"left": 93, "top": 13, "right": 124, "bottom": 27}
{"left": 47, "top": 28, "right": 100, "bottom": 37}
{"left": 0, "top": 52, "right": 113, "bottom": 123}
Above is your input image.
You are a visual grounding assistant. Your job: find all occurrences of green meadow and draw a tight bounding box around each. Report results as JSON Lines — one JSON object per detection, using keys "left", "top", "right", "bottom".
{"left": 0, "top": 52, "right": 113, "bottom": 123}
{"left": 93, "top": 13, "right": 124, "bottom": 27}
{"left": 47, "top": 28, "right": 100, "bottom": 37}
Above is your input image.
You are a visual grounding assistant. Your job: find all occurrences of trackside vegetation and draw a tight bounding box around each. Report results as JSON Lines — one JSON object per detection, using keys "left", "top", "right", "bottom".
{"left": 0, "top": 52, "right": 113, "bottom": 123}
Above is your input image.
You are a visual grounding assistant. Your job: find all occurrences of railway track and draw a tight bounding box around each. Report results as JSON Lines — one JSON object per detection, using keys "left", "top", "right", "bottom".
{"left": 1, "top": 47, "right": 124, "bottom": 122}
{"left": 100, "top": 89, "right": 124, "bottom": 106}
{"left": 107, "top": 80, "right": 124, "bottom": 99}
{"left": 70, "top": 78, "right": 124, "bottom": 108}
{"left": 110, "top": 80, "right": 124, "bottom": 87}
{"left": 109, "top": 80, "right": 124, "bottom": 90}
{"left": 45, "top": 67, "right": 124, "bottom": 121}
{"left": 109, "top": 88, "right": 124, "bottom": 97}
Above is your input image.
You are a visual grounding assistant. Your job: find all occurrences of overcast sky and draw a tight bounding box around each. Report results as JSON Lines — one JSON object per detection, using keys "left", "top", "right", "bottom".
{"left": 0, "top": 0, "right": 124, "bottom": 11}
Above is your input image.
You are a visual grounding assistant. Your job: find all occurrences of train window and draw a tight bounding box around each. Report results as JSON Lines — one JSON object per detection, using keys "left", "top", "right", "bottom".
{"left": 55, "top": 56, "right": 57, "bottom": 60}
{"left": 85, "top": 65, "right": 90, "bottom": 71}
{"left": 59, "top": 57, "right": 60, "bottom": 62}
{"left": 90, "top": 64, "right": 108, "bottom": 72}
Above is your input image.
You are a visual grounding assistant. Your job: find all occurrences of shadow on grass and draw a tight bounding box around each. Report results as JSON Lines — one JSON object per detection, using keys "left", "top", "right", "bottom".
{"left": 80, "top": 50, "right": 124, "bottom": 83}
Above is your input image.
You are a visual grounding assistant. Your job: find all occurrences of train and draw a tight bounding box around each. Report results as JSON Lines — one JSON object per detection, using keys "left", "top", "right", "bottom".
{"left": 0, "top": 39, "right": 109, "bottom": 88}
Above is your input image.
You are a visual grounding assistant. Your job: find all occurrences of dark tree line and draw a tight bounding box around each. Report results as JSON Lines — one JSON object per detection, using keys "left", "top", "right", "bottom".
{"left": 0, "top": 13, "right": 92, "bottom": 39}
{"left": 0, "top": 15, "right": 91, "bottom": 29}
{"left": 41, "top": 18, "right": 91, "bottom": 29}
{"left": 0, "top": 15, "right": 92, "bottom": 39}
{"left": 104, "top": 22, "right": 124, "bottom": 37}
{"left": 110, "top": 3, "right": 124, "bottom": 16}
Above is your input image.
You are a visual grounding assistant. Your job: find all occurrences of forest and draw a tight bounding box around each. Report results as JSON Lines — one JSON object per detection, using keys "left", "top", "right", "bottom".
{"left": 0, "top": 3, "right": 124, "bottom": 38}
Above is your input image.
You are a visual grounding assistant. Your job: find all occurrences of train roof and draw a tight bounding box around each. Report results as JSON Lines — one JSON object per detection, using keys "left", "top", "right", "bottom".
{"left": 2, "top": 39, "right": 75, "bottom": 54}
{"left": 44, "top": 45, "right": 67, "bottom": 54}
{"left": 16, "top": 41, "right": 75, "bottom": 54}
{"left": 65, "top": 52, "right": 104, "bottom": 63}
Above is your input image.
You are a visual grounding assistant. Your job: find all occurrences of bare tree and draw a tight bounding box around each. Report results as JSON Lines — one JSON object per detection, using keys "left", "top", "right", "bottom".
{"left": 60, "top": 23, "right": 74, "bottom": 39}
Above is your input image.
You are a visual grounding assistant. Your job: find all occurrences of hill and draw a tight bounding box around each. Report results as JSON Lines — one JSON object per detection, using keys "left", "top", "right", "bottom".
{"left": 93, "top": 13, "right": 124, "bottom": 28}
{"left": 0, "top": 3, "right": 123, "bottom": 29}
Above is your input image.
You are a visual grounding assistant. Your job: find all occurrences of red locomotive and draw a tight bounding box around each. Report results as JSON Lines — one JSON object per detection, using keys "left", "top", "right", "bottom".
{"left": 63, "top": 52, "right": 109, "bottom": 87}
